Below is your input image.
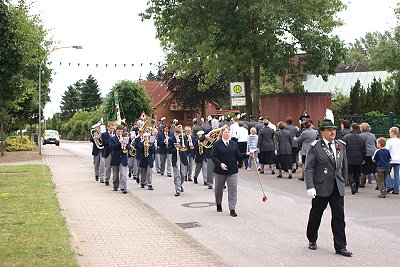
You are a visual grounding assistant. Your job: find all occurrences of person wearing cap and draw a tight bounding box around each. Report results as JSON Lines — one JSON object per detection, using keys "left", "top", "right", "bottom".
{"left": 168, "top": 127, "right": 189, "bottom": 196}
{"left": 138, "top": 132, "right": 155, "bottom": 190}
{"left": 201, "top": 117, "right": 212, "bottom": 134}
{"left": 158, "top": 117, "right": 166, "bottom": 132}
{"left": 109, "top": 125, "right": 130, "bottom": 194}
{"left": 192, "top": 118, "right": 202, "bottom": 135}
{"left": 305, "top": 119, "right": 352, "bottom": 257}
{"left": 184, "top": 126, "right": 195, "bottom": 182}
{"left": 133, "top": 128, "right": 144, "bottom": 183}
{"left": 193, "top": 130, "right": 207, "bottom": 184}
{"left": 156, "top": 125, "right": 173, "bottom": 177}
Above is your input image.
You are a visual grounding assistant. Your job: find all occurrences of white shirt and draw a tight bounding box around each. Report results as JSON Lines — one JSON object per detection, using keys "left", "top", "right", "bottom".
{"left": 268, "top": 123, "right": 277, "bottom": 131}
{"left": 386, "top": 137, "right": 400, "bottom": 164}
{"left": 230, "top": 122, "right": 239, "bottom": 139}
{"left": 237, "top": 127, "right": 249, "bottom": 142}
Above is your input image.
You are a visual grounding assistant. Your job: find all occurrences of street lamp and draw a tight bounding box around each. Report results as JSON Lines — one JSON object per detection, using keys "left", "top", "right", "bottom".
{"left": 38, "top": 45, "right": 83, "bottom": 155}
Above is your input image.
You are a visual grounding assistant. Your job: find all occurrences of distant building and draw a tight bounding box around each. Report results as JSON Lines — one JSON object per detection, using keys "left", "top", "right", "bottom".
{"left": 138, "top": 81, "right": 219, "bottom": 126}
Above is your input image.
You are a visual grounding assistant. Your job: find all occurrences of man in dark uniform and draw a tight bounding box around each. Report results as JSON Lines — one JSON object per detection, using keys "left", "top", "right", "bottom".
{"left": 305, "top": 119, "right": 352, "bottom": 257}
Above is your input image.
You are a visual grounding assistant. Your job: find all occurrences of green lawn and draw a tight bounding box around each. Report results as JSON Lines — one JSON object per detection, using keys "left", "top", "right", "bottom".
{"left": 0, "top": 164, "right": 77, "bottom": 267}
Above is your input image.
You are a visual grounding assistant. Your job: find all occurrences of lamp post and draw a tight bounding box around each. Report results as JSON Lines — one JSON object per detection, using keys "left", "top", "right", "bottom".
{"left": 38, "top": 45, "right": 82, "bottom": 155}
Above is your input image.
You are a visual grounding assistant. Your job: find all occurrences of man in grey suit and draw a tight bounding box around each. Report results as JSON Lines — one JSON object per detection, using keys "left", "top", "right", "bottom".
{"left": 305, "top": 119, "right": 352, "bottom": 257}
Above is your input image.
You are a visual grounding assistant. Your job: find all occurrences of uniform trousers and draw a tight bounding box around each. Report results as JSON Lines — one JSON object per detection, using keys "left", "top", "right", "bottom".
{"left": 306, "top": 181, "right": 347, "bottom": 251}
{"left": 214, "top": 173, "right": 238, "bottom": 210}
{"left": 155, "top": 152, "right": 161, "bottom": 173}
{"left": 101, "top": 154, "right": 112, "bottom": 183}
{"left": 159, "top": 153, "right": 168, "bottom": 175}
{"left": 128, "top": 157, "right": 134, "bottom": 176}
{"left": 348, "top": 164, "right": 361, "bottom": 190}
{"left": 166, "top": 153, "right": 173, "bottom": 175}
{"left": 134, "top": 158, "right": 140, "bottom": 179}
{"left": 187, "top": 156, "right": 194, "bottom": 179}
{"left": 112, "top": 164, "right": 127, "bottom": 190}
{"left": 93, "top": 154, "right": 101, "bottom": 178}
{"left": 194, "top": 160, "right": 207, "bottom": 183}
{"left": 140, "top": 165, "right": 153, "bottom": 186}
{"left": 206, "top": 158, "right": 215, "bottom": 186}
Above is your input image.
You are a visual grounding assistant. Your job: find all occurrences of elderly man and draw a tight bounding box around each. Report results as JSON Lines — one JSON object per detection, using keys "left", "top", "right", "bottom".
{"left": 305, "top": 119, "right": 352, "bottom": 257}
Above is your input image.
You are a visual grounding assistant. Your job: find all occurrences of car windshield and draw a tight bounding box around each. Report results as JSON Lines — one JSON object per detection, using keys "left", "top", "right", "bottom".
{"left": 46, "top": 131, "right": 59, "bottom": 137}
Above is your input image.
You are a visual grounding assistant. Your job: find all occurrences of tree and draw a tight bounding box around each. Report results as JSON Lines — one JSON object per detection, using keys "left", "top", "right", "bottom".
{"left": 80, "top": 75, "right": 102, "bottom": 109}
{"left": 105, "top": 80, "right": 152, "bottom": 124}
{"left": 349, "top": 80, "right": 362, "bottom": 115}
{"left": 60, "top": 82, "right": 82, "bottom": 122}
{"left": 141, "top": 0, "right": 346, "bottom": 117}
{"left": 146, "top": 71, "right": 158, "bottom": 81}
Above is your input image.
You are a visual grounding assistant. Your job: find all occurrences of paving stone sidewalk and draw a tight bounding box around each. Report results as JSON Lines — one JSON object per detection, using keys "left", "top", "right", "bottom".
{"left": 42, "top": 146, "right": 226, "bottom": 267}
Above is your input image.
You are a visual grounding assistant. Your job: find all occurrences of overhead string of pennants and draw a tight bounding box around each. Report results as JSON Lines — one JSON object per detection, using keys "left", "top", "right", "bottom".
{"left": 62, "top": 105, "right": 101, "bottom": 113}
{"left": 46, "top": 61, "right": 162, "bottom": 68}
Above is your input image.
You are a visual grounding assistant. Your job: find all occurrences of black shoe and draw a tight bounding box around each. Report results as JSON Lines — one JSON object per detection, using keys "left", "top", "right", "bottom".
{"left": 335, "top": 248, "right": 352, "bottom": 257}
{"left": 259, "top": 171, "right": 264, "bottom": 174}
{"left": 308, "top": 242, "right": 317, "bottom": 250}
{"left": 387, "top": 188, "right": 394, "bottom": 193}
{"left": 208, "top": 185, "right": 213, "bottom": 189}
{"left": 95, "top": 175, "right": 99, "bottom": 181}
{"left": 204, "top": 182, "right": 208, "bottom": 186}
{"left": 181, "top": 186, "right": 184, "bottom": 192}
{"left": 194, "top": 179, "right": 198, "bottom": 184}
{"left": 298, "top": 177, "right": 304, "bottom": 181}
{"left": 288, "top": 174, "right": 292, "bottom": 179}
{"left": 128, "top": 173, "right": 131, "bottom": 178}
{"left": 271, "top": 170, "right": 275, "bottom": 175}
{"left": 185, "top": 177, "right": 188, "bottom": 181}
{"left": 136, "top": 178, "right": 140, "bottom": 184}
{"left": 167, "top": 174, "right": 172, "bottom": 177}
{"left": 141, "top": 184, "right": 145, "bottom": 188}
{"left": 292, "top": 169, "right": 296, "bottom": 173}
{"left": 105, "top": 181, "right": 109, "bottom": 186}
{"left": 277, "top": 174, "right": 282, "bottom": 178}
{"left": 121, "top": 189, "right": 127, "bottom": 194}
{"left": 175, "top": 192, "right": 180, "bottom": 196}
{"left": 157, "top": 171, "right": 161, "bottom": 174}
{"left": 113, "top": 188, "right": 118, "bottom": 191}
{"left": 392, "top": 191, "right": 399, "bottom": 194}
{"left": 148, "top": 185, "right": 153, "bottom": 190}
{"left": 217, "top": 204, "right": 222, "bottom": 212}
{"left": 230, "top": 210, "right": 237, "bottom": 217}
{"left": 160, "top": 173, "right": 164, "bottom": 176}
{"left": 100, "top": 180, "right": 105, "bottom": 183}
{"left": 188, "top": 178, "right": 193, "bottom": 182}
{"left": 224, "top": 185, "right": 226, "bottom": 189}
{"left": 351, "top": 183, "right": 357, "bottom": 195}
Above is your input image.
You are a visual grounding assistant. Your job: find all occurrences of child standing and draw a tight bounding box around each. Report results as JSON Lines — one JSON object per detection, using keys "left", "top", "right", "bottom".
{"left": 247, "top": 127, "right": 259, "bottom": 170}
{"left": 372, "top": 137, "right": 392, "bottom": 198}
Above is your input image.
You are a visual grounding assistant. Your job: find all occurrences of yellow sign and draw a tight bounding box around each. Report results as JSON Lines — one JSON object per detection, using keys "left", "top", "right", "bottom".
{"left": 230, "top": 82, "right": 245, "bottom": 97}
{"left": 233, "top": 85, "right": 242, "bottom": 94}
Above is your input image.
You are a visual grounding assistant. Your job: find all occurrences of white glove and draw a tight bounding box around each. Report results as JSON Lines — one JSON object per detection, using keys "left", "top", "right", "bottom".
{"left": 307, "top": 188, "right": 316, "bottom": 199}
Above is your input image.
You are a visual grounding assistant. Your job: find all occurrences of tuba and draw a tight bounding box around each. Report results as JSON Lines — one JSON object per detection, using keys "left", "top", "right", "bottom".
{"left": 129, "top": 139, "right": 136, "bottom": 157}
{"left": 202, "top": 127, "right": 222, "bottom": 149}
{"left": 91, "top": 122, "right": 104, "bottom": 149}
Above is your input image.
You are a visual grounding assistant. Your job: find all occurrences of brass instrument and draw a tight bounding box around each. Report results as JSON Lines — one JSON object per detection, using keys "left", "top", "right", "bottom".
{"left": 91, "top": 122, "right": 104, "bottom": 149}
{"left": 179, "top": 134, "right": 188, "bottom": 152}
{"left": 128, "top": 139, "right": 136, "bottom": 157}
{"left": 202, "top": 127, "right": 222, "bottom": 149}
{"left": 144, "top": 136, "right": 150, "bottom": 157}
{"left": 119, "top": 136, "right": 128, "bottom": 154}
{"left": 188, "top": 134, "right": 194, "bottom": 149}
{"left": 164, "top": 134, "right": 169, "bottom": 145}
{"left": 198, "top": 140, "right": 204, "bottom": 155}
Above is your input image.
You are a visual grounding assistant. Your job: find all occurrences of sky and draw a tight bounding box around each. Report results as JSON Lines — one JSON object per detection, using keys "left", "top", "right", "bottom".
{"left": 24, "top": 0, "right": 399, "bottom": 118}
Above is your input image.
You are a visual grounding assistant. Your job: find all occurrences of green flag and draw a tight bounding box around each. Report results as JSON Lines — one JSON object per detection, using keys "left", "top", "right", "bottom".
{"left": 108, "top": 92, "right": 118, "bottom": 120}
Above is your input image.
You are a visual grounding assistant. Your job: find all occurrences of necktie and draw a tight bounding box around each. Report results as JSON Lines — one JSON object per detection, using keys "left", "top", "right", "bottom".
{"left": 328, "top": 142, "right": 336, "bottom": 166}
{"left": 225, "top": 141, "right": 229, "bottom": 147}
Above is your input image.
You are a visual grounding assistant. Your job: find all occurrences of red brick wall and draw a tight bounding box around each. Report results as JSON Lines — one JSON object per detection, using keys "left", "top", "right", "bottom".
{"left": 259, "top": 93, "right": 331, "bottom": 127}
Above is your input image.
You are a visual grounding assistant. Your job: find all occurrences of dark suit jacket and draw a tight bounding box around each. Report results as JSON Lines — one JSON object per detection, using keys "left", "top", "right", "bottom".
{"left": 138, "top": 141, "right": 155, "bottom": 168}
{"left": 257, "top": 126, "right": 275, "bottom": 152}
{"left": 342, "top": 132, "right": 366, "bottom": 165}
{"left": 168, "top": 136, "right": 189, "bottom": 166}
{"left": 134, "top": 136, "right": 143, "bottom": 160}
{"left": 305, "top": 139, "right": 348, "bottom": 197}
{"left": 101, "top": 131, "right": 114, "bottom": 157}
{"left": 110, "top": 136, "right": 130, "bottom": 166}
{"left": 211, "top": 139, "right": 246, "bottom": 175}
{"left": 194, "top": 138, "right": 205, "bottom": 163}
{"left": 157, "top": 131, "right": 172, "bottom": 154}
{"left": 90, "top": 137, "right": 101, "bottom": 156}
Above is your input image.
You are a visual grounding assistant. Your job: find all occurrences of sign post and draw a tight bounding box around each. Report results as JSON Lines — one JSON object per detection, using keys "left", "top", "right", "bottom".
{"left": 230, "top": 82, "right": 246, "bottom": 108}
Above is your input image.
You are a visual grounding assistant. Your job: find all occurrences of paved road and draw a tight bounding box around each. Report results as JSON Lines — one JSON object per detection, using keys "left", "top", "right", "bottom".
{"left": 57, "top": 142, "right": 400, "bottom": 266}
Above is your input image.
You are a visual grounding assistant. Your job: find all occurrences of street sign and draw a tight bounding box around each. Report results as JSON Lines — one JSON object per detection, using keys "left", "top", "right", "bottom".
{"left": 230, "top": 82, "right": 245, "bottom": 97}
{"left": 231, "top": 97, "right": 246, "bottom": 106}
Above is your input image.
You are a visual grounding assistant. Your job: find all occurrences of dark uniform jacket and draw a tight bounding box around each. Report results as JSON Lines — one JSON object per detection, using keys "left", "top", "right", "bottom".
{"left": 305, "top": 139, "right": 348, "bottom": 197}
{"left": 257, "top": 126, "right": 275, "bottom": 152}
{"left": 101, "top": 131, "right": 114, "bottom": 158}
{"left": 157, "top": 131, "right": 172, "bottom": 155}
{"left": 138, "top": 141, "right": 155, "bottom": 168}
{"left": 342, "top": 132, "right": 366, "bottom": 165}
{"left": 110, "top": 136, "right": 130, "bottom": 166}
{"left": 168, "top": 135, "right": 189, "bottom": 166}
{"left": 211, "top": 139, "right": 246, "bottom": 175}
{"left": 90, "top": 136, "right": 101, "bottom": 156}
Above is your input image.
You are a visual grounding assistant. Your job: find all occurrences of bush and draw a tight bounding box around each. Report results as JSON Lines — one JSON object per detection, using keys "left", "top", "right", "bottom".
{"left": 6, "top": 136, "right": 37, "bottom": 152}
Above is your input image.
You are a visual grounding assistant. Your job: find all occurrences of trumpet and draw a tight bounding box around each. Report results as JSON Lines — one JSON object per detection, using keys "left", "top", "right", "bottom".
{"left": 188, "top": 135, "right": 194, "bottom": 149}
{"left": 164, "top": 134, "right": 169, "bottom": 145}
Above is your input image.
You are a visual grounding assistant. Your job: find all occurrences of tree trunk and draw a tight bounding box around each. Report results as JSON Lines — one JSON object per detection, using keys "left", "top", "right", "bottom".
{"left": 18, "top": 114, "right": 23, "bottom": 138}
{"left": 252, "top": 58, "right": 261, "bottom": 118}
{"left": 200, "top": 99, "right": 206, "bottom": 119}
{"left": 243, "top": 73, "right": 252, "bottom": 116}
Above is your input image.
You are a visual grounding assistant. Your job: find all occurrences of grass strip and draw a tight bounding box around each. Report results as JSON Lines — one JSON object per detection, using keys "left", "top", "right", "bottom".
{"left": 0, "top": 164, "right": 77, "bottom": 267}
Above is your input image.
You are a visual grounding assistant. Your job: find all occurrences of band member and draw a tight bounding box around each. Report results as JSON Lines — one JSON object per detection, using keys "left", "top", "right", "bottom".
{"left": 139, "top": 132, "right": 155, "bottom": 190}
{"left": 158, "top": 117, "right": 166, "bottom": 132}
{"left": 184, "top": 126, "right": 195, "bottom": 182}
{"left": 100, "top": 122, "right": 115, "bottom": 186}
{"left": 168, "top": 127, "right": 188, "bottom": 196}
{"left": 127, "top": 132, "right": 136, "bottom": 179}
{"left": 201, "top": 132, "right": 215, "bottom": 189}
{"left": 90, "top": 129, "right": 102, "bottom": 182}
{"left": 211, "top": 126, "right": 251, "bottom": 217}
{"left": 110, "top": 125, "right": 130, "bottom": 194}
{"left": 193, "top": 130, "right": 207, "bottom": 185}
{"left": 152, "top": 128, "right": 161, "bottom": 174}
{"left": 157, "top": 125, "right": 173, "bottom": 176}
{"left": 134, "top": 129, "right": 144, "bottom": 183}
{"left": 305, "top": 119, "right": 352, "bottom": 257}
